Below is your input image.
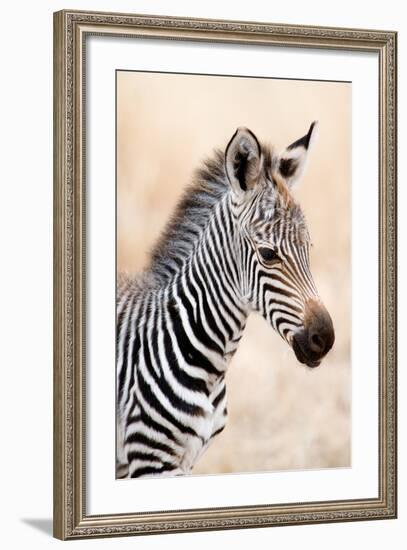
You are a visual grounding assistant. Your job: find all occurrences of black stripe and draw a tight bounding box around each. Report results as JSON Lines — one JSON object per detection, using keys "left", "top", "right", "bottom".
{"left": 211, "top": 426, "right": 225, "bottom": 438}
{"left": 140, "top": 409, "right": 180, "bottom": 444}
{"left": 168, "top": 298, "right": 223, "bottom": 378}
{"left": 212, "top": 385, "right": 226, "bottom": 408}
{"left": 204, "top": 235, "right": 241, "bottom": 332}
{"left": 275, "top": 315, "right": 300, "bottom": 333}
{"left": 127, "top": 414, "right": 141, "bottom": 424}
{"left": 272, "top": 310, "right": 302, "bottom": 331}
{"left": 190, "top": 259, "right": 226, "bottom": 348}
{"left": 212, "top": 210, "right": 243, "bottom": 306}
{"left": 162, "top": 305, "right": 210, "bottom": 395}
{"left": 127, "top": 451, "right": 167, "bottom": 464}
{"left": 117, "top": 297, "right": 135, "bottom": 402}
{"left": 125, "top": 432, "right": 175, "bottom": 456}
{"left": 143, "top": 325, "right": 205, "bottom": 417}
{"left": 130, "top": 462, "right": 178, "bottom": 478}
{"left": 260, "top": 277, "right": 296, "bottom": 299}
{"left": 123, "top": 325, "right": 141, "bottom": 408}
{"left": 177, "top": 279, "right": 224, "bottom": 356}
{"left": 282, "top": 326, "right": 292, "bottom": 339}
{"left": 221, "top": 210, "right": 241, "bottom": 287}
{"left": 136, "top": 369, "right": 199, "bottom": 437}
{"left": 270, "top": 298, "right": 302, "bottom": 314}
{"left": 116, "top": 309, "right": 126, "bottom": 346}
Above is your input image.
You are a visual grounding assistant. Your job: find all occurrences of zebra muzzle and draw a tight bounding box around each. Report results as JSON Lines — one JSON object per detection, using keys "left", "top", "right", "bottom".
{"left": 292, "top": 299, "right": 335, "bottom": 368}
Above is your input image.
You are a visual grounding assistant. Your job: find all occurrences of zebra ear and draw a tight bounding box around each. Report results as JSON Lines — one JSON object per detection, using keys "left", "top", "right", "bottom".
{"left": 278, "top": 121, "right": 319, "bottom": 189}
{"left": 225, "top": 127, "right": 262, "bottom": 194}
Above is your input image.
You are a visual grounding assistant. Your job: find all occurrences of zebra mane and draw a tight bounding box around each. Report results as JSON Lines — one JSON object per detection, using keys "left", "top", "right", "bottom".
{"left": 147, "top": 149, "right": 229, "bottom": 283}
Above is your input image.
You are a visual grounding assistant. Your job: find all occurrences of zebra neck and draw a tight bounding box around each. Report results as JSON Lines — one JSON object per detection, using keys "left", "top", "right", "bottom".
{"left": 161, "top": 201, "right": 248, "bottom": 381}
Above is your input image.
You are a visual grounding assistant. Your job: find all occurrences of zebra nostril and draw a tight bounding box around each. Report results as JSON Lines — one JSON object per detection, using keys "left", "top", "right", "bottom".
{"left": 310, "top": 332, "right": 325, "bottom": 353}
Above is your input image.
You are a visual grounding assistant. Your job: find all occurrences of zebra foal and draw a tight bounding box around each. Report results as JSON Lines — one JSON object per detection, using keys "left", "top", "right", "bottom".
{"left": 117, "top": 122, "right": 335, "bottom": 479}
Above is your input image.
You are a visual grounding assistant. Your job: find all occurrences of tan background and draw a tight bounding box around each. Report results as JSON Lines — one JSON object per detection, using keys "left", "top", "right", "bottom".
{"left": 117, "top": 70, "right": 351, "bottom": 475}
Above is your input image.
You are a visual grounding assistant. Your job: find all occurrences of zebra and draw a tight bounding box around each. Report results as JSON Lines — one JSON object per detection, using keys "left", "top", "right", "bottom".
{"left": 116, "top": 122, "right": 335, "bottom": 479}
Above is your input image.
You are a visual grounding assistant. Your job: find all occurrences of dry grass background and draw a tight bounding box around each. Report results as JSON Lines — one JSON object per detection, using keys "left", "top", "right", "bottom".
{"left": 117, "top": 71, "right": 351, "bottom": 475}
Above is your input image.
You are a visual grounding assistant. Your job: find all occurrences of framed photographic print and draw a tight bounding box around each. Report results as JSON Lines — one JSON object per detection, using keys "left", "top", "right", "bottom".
{"left": 53, "top": 9, "right": 397, "bottom": 540}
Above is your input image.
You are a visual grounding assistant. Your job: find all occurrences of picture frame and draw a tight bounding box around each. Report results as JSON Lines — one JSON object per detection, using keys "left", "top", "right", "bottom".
{"left": 53, "top": 9, "right": 397, "bottom": 540}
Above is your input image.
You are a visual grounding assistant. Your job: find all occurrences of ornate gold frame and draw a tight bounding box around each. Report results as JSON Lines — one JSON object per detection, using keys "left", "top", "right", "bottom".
{"left": 53, "top": 9, "right": 397, "bottom": 540}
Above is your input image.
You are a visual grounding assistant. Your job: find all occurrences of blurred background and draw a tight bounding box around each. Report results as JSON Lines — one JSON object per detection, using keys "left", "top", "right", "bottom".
{"left": 117, "top": 70, "right": 351, "bottom": 475}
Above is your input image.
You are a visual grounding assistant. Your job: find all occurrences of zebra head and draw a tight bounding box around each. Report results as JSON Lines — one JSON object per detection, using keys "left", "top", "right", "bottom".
{"left": 225, "top": 123, "right": 335, "bottom": 368}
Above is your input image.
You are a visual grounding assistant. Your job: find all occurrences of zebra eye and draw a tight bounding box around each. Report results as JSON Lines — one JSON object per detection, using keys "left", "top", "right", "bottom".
{"left": 258, "top": 247, "right": 280, "bottom": 266}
